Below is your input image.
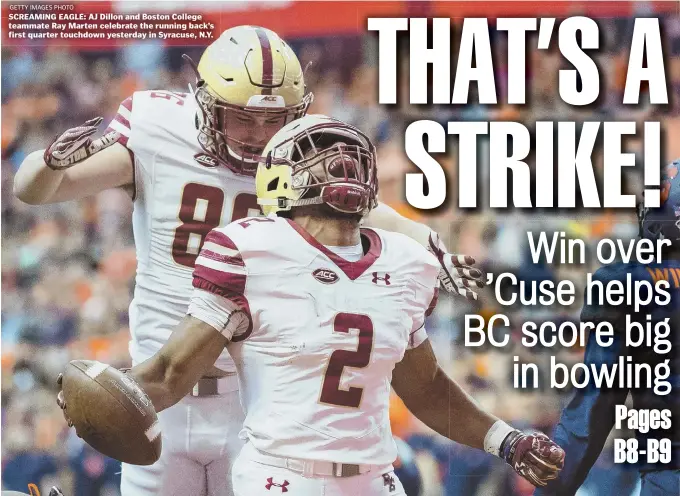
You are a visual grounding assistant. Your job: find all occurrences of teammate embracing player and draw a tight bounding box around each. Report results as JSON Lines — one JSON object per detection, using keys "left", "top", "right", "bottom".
{"left": 15, "top": 26, "right": 484, "bottom": 496}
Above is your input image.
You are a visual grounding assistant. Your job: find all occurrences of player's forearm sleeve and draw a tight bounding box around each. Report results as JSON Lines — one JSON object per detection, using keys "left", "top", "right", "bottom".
{"left": 191, "top": 229, "right": 253, "bottom": 341}
{"left": 188, "top": 290, "right": 250, "bottom": 341}
{"left": 537, "top": 333, "right": 629, "bottom": 495}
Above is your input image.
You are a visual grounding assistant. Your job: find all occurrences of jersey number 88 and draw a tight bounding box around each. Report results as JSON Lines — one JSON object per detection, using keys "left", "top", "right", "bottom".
{"left": 172, "top": 183, "right": 259, "bottom": 268}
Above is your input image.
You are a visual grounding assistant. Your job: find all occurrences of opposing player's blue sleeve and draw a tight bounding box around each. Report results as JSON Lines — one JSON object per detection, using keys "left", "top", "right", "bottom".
{"left": 536, "top": 266, "right": 631, "bottom": 495}
{"left": 535, "top": 333, "right": 629, "bottom": 495}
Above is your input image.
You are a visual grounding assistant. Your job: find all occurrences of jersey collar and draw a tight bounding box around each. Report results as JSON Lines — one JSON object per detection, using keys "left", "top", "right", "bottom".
{"left": 285, "top": 219, "right": 382, "bottom": 281}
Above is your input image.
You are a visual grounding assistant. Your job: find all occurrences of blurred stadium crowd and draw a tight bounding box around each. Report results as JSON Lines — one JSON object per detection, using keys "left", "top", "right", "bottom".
{"left": 2, "top": 13, "right": 680, "bottom": 496}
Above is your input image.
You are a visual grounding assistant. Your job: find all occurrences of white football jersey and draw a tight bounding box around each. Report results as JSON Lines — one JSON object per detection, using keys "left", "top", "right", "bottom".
{"left": 189, "top": 216, "right": 440, "bottom": 464}
{"left": 106, "top": 91, "right": 260, "bottom": 370}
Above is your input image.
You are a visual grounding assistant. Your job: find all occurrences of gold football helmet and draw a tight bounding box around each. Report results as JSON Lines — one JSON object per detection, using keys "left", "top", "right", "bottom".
{"left": 256, "top": 114, "right": 378, "bottom": 217}
{"left": 190, "top": 25, "right": 312, "bottom": 176}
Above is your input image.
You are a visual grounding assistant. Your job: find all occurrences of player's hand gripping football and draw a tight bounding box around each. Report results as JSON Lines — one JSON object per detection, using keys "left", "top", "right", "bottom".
{"left": 501, "top": 431, "right": 565, "bottom": 487}
{"left": 44, "top": 117, "right": 121, "bottom": 170}
{"left": 56, "top": 373, "right": 74, "bottom": 429}
{"left": 55, "top": 361, "right": 162, "bottom": 465}
{"left": 55, "top": 366, "right": 132, "bottom": 430}
{"left": 428, "top": 232, "right": 485, "bottom": 301}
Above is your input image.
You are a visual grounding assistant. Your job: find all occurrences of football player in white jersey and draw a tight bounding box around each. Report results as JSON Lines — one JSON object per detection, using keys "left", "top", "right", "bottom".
{"left": 17, "top": 26, "right": 484, "bottom": 496}
{"left": 60, "top": 115, "right": 565, "bottom": 495}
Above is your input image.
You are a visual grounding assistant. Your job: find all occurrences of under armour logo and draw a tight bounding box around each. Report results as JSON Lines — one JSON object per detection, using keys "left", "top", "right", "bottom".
{"left": 265, "top": 477, "right": 290, "bottom": 492}
{"left": 372, "top": 272, "right": 391, "bottom": 285}
{"left": 382, "top": 473, "right": 396, "bottom": 492}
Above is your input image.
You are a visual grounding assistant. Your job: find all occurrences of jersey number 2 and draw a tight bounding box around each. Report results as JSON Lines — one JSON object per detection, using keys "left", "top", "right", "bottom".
{"left": 320, "top": 313, "right": 374, "bottom": 408}
{"left": 172, "top": 183, "right": 259, "bottom": 268}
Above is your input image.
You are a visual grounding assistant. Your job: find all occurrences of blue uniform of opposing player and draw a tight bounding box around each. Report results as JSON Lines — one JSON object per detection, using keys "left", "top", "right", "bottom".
{"left": 536, "top": 161, "right": 680, "bottom": 496}
{"left": 393, "top": 438, "right": 423, "bottom": 496}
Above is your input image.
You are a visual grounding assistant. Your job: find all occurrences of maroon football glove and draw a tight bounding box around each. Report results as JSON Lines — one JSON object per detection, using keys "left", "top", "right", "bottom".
{"left": 427, "top": 232, "right": 485, "bottom": 301}
{"left": 500, "top": 431, "right": 565, "bottom": 487}
{"left": 44, "top": 117, "right": 121, "bottom": 170}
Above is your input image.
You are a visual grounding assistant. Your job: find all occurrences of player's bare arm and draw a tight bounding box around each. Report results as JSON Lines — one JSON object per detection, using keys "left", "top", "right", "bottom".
{"left": 56, "top": 315, "right": 225, "bottom": 420}
{"left": 392, "top": 338, "right": 566, "bottom": 487}
{"left": 13, "top": 118, "right": 132, "bottom": 205}
{"left": 364, "top": 201, "right": 486, "bottom": 300}
{"left": 127, "top": 315, "right": 228, "bottom": 413}
{"left": 391, "top": 338, "right": 496, "bottom": 448}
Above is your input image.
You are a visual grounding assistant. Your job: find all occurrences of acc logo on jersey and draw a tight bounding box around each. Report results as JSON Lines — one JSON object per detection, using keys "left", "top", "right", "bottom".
{"left": 194, "top": 153, "right": 218, "bottom": 168}
{"left": 312, "top": 268, "right": 339, "bottom": 284}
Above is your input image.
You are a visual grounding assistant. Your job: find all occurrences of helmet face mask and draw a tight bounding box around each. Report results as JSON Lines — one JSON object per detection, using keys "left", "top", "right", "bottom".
{"left": 286, "top": 134, "right": 376, "bottom": 214}
{"left": 191, "top": 26, "right": 312, "bottom": 177}
{"left": 257, "top": 116, "right": 378, "bottom": 217}
{"left": 195, "top": 84, "right": 312, "bottom": 175}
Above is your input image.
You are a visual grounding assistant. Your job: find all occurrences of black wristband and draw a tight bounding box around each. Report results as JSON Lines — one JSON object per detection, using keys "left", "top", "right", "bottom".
{"left": 499, "top": 430, "right": 521, "bottom": 462}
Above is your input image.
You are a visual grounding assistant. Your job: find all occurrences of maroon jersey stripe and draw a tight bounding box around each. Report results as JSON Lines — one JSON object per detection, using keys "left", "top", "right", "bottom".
{"left": 104, "top": 96, "right": 133, "bottom": 146}
{"left": 200, "top": 249, "right": 246, "bottom": 267}
{"left": 114, "top": 113, "right": 130, "bottom": 129}
{"left": 254, "top": 27, "right": 273, "bottom": 95}
{"left": 104, "top": 126, "right": 128, "bottom": 146}
{"left": 120, "top": 96, "right": 133, "bottom": 111}
{"left": 204, "top": 230, "right": 239, "bottom": 251}
{"left": 285, "top": 219, "right": 383, "bottom": 281}
{"left": 426, "top": 287, "right": 439, "bottom": 316}
{"left": 193, "top": 265, "right": 246, "bottom": 295}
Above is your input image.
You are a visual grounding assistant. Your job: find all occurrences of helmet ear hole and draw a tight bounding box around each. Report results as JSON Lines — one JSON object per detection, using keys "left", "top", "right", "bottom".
{"left": 267, "top": 178, "right": 279, "bottom": 191}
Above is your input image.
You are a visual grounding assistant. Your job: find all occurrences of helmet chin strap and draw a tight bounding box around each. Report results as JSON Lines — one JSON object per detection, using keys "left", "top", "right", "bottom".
{"left": 226, "top": 144, "right": 260, "bottom": 164}
{"left": 258, "top": 188, "right": 369, "bottom": 215}
{"left": 258, "top": 196, "right": 324, "bottom": 210}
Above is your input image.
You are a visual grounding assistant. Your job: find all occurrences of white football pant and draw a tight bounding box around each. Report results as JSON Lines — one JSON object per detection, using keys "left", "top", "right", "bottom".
{"left": 120, "top": 376, "right": 244, "bottom": 496}
{"left": 231, "top": 442, "right": 406, "bottom": 496}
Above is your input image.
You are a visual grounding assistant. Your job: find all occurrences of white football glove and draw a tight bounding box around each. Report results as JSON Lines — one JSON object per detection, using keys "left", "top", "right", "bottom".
{"left": 428, "top": 232, "right": 485, "bottom": 301}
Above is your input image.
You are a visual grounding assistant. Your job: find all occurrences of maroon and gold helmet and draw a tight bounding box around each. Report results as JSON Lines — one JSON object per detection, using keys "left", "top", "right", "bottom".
{"left": 256, "top": 115, "right": 378, "bottom": 216}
